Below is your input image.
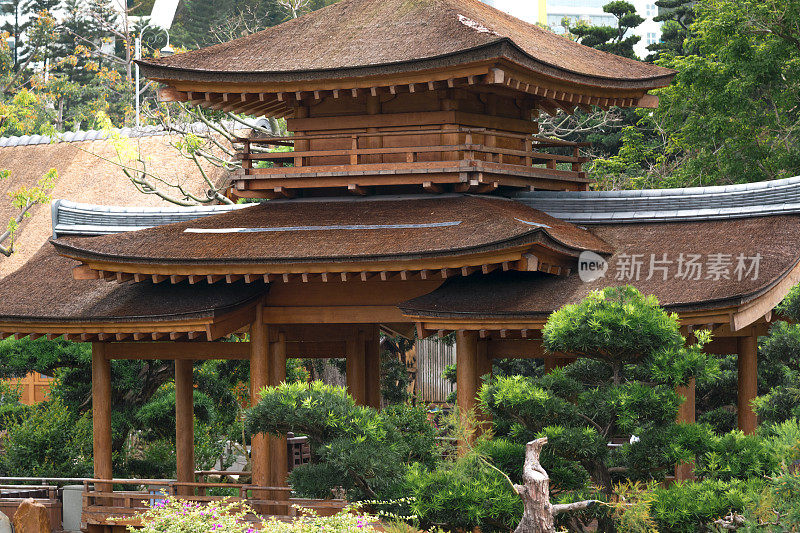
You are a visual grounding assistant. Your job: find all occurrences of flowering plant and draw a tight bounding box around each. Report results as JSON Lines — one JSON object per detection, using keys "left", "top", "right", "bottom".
{"left": 120, "top": 495, "right": 378, "bottom": 533}
{"left": 119, "top": 497, "right": 256, "bottom": 533}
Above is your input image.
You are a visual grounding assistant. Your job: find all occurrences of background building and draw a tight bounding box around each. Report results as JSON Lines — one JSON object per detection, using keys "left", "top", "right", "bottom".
{"left": 482, "top": 0, "right": 662, "bottom": 59}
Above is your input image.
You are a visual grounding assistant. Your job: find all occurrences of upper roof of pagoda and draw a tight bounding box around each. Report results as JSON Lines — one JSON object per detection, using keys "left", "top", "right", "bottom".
{"left": 139, "top": 0, "right": 675, "bottom": 93}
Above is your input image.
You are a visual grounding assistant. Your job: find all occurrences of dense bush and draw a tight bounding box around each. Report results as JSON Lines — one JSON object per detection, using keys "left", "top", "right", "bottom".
{"left": 245, "top": 381, "right": 437, "bottom": 501}
{"left": 0, "top": 399, "right": 93, "bottom": 477}
{"left": 407, "top": 454, "right": 523, "bottom": 533}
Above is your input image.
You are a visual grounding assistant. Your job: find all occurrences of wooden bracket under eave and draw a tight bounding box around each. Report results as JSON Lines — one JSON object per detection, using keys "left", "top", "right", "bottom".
{"left": 73, "top": 264, "right": 101, "bottom": 280}
{"left": 637, "top": 94, "right": 659, "bottom": 109}
{"left": 157, "top": 86, "right": 189, "bottom": 103}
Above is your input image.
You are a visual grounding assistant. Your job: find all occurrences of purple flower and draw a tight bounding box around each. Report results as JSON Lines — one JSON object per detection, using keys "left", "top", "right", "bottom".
{"left": 211, "top": 524, "right": 221, "bottom": 531}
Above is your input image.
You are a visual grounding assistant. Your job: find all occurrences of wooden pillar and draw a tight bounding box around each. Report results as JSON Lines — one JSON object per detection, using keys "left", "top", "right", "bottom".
{"left": 175, "top": 359, "right": 195, "bottom": 496}
{"left": 91, "top": 343, "right": 113, "bottom": 498}
{"left": 346, "top": 328, "right": 367, "bottom": 405}
{"left": 675, "top": 378, "right": 696, "bottom": 480}
{"left": 737, "top": 334, "right": 758, "bottom": 435}
{"left": 250, "top": 305, "right": 271, "bottom": 496}
{"left": 268, "top": 330, "right": 288, "bottom": 489}
{"left": 456, "top": 330, "right": 479, "bottom": 415}
{"left": 365, "top": 325, "right": 382, "bottom": 409}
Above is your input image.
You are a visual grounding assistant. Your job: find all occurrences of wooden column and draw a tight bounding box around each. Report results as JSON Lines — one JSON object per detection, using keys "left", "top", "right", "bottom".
{"left": 250, "top": 305, "right": 271, "bottom": 496}
{"left": 268, "top": 330, "right": 288, "bottom": 489}
{"left": 675, "top": 378, "right": 696, "bottom": 480}
{"left": 456, "top": 330, "right": 479, "bottom": 415}
{"left": 346, "top": 328, "right": 367, "bottom": 405}
{"left": 91, "top": 343, "right": 113, "bottom": 498}
{"left": 175, "top": 359, "right": 195, "bottom": 496}
{"left": 737, "top": 334, "right": 758, "bottom": 435}
{"left": 365, "top": 325, "right": 382, "bottom": 409}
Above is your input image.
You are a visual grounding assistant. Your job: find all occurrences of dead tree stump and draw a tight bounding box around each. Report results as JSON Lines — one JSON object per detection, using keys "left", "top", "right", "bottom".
{"left": 512, "top": 437, "right": 600, "bottom": 533}
{"left": 513, "top": 438, "right": 555, "bottom": 533}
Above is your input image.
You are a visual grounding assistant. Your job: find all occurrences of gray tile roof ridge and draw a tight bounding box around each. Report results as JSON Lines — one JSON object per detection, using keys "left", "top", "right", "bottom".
{"left": 507, "top": 176, "right": 800, "bottom": 223}
{"left": 51, "top": 199, "right": 252, "bottom": 238}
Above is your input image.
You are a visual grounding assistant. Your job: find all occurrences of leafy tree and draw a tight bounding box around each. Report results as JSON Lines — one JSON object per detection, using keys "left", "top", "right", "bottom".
{"left": 0, "top": 167, "right": 57, "bottom": 257}
{"left": 570, "top": 1, "right": 645, "bottom": 59}
{"left": 245, "top": 381, "right": 437, "bottom": 501}
{"left": 481, "top": 288, "right": 717, "bottom": 504}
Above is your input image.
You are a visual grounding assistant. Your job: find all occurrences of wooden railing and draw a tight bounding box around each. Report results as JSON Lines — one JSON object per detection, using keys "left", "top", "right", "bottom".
{"left": 81, "top": 478, "right": 347, "bottom": 527}
{"left": 235, "top": 127, "right": 589, "bottom": 176}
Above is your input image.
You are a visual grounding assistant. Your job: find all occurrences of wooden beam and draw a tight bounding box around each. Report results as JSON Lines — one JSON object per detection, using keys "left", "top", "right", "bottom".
{"left": 261, "top": 305, "right": 406, "bottom": 324}
{"left": 104, "top": 341, "right": 250, "bottom": 360}
{"left": 157, "top": 87, "right": 188, "bottom": 102}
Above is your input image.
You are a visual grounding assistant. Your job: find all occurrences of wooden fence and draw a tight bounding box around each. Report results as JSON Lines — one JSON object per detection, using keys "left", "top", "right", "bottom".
{"left": 414, "top": 337, "right": 455, "bottom": 404}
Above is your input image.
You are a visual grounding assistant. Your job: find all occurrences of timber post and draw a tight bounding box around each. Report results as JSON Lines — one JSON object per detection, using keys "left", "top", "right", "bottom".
{"left": 346, "top": 327, "right": 367, "bottom": 405}
{"left": 91, "top": 342, "right": 113, "bottom": 500}
{"left": 365, "top": 324, "right": 382, "bottom": 409}
{"left": 737, "top": 333, "right": 758, "bottom": 435}
{"left": 456, "top": 330, "right": 479, "bottom": 448}
{"left": 175, "top": 358, "right": 195, "bottom": 496}
{"left": 268, "top": 329, "right": 289, "bottom": 493}
{"left": 250, "top": 304, "right": 271, "bottom": 503}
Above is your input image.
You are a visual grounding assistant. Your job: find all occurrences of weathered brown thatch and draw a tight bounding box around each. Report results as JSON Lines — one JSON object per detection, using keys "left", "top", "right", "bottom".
{"left": 139, "top": 0, "right": 674, "bottom": 90}
{"left": 51, "top": 195, "right": 611, "bottom": 266}
{"left": 0, "top": 135, "right": 220, "bottom": 278}
{"left": 400, "top": 215, "right": 800, "bottom": 315}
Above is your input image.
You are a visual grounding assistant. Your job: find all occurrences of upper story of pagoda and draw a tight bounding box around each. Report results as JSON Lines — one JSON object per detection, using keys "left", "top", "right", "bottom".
{"left": 139, "top": 0, "right": 675, "bottom": 198}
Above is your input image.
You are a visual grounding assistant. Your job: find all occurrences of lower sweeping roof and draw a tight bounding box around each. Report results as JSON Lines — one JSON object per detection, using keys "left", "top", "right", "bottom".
{"left": 3, "top": 179, "right": 800, "bottom": 336}
{"left": 400, "top": 215, "right": 800, "bottom": 318}
{"left": 0, "top": 245, "right": 266, "bottom": 336}
{"left": 51, "top": 195, "right": 610, "bottom": 266}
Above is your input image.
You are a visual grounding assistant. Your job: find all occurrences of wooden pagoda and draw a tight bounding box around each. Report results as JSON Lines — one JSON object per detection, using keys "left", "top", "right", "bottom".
{"left": 0, "top": 0, "right": 797, "bottom": 529}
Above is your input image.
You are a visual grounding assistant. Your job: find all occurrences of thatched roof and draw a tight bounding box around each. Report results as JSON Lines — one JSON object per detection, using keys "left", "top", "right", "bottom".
{"left": 401, "top": 215, "right": 800, "bottom": 317}
{"left": 139, "top": 0, "right": 674, "bottom": 90}
{"left": 52, "top": 195, "right": 611, "bottom": 267}
{"left": 0, "top": 133, "right": 221, "bottom": 278}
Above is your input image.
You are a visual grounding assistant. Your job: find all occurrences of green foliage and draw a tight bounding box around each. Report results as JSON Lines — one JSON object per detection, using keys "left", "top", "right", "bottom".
{"left": 649, "top": 479, "right": 756, "bottom": 532}
{"left": 752, "top": 320, "right": 800, "bottom": 425}
{"left": 407, "top": 454, "right": 523, "bottom": 533}
{"left": 245, "top": 381, "right": 437, "bottom": 501}
{"left": 0, "top": 398, "right": 93, "bottom": 477}
{"left": 648, "top": 0, "right": 696, "bottom": 59}
{"left": 543, "top": 286, "right": 714, "bottom": 386}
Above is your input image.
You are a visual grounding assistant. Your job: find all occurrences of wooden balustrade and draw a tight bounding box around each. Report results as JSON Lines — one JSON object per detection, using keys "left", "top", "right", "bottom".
{"left": 81, "top": 477, "right": 347, "bottom": 527}
{"left": 234, "top": 128, "right": 588, "bottom": 177}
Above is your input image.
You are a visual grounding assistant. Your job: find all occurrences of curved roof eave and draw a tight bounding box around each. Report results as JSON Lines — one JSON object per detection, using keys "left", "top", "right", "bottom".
{"left": 139, "top": 39, "right": 675, "bottom": 92}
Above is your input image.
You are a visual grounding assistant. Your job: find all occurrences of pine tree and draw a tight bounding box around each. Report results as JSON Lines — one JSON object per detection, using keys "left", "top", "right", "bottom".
{"left": 647, "top": 0, "right": 696, "bottom": 59}
{"left": 569, "top": 1, "right": 645, "bottom": 60}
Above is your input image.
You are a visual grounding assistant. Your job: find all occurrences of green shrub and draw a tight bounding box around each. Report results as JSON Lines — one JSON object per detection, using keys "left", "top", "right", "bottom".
{"left": 649, "top": 479, "right": 758, "bottom": 532}
{"left": 246, "top": 381, "right": 437, "bottom": 501}
{"left": 0, "top": 398, "right": 93, "bottom": 477}
{"left": 407, "top": 455, "right": 522, "bottom": 533}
